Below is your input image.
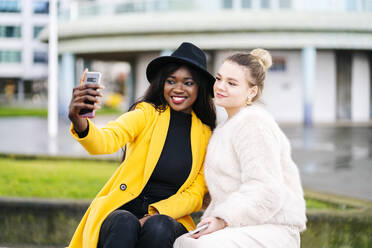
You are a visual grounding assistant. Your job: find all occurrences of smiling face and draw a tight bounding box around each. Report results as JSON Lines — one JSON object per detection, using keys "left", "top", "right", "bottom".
{"left": 214, "top": 60, "right": 258, "bottom": 117}
{"left": 163, "top": 66, "right": 199, "bottom": 114}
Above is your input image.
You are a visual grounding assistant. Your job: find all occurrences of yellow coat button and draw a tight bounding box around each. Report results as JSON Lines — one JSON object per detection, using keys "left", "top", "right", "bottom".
{"left": 120, "top": 184, "right": 127, "bottom": 191}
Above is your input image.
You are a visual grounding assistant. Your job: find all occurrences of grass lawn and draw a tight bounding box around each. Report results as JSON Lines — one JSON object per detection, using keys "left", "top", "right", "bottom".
{"left": 0, "top": 157, "right": 118, "bottom": 199}
{"left": 0, "top": 106, "right": 122, "bottom": 118}
{"left": 96, "top": 106, "right": 123, "bottom": 115}
{"left": 0, "top": 107, "right": 48, "bottom": 117}
{"left": 0, "top": 156, "right": 350, "bottom": 210}
{"left": 306, "top": 198, "right": 342, "bottom": 209}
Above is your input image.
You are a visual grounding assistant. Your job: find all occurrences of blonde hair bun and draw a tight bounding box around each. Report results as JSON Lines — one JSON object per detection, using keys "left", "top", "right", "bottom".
{"left": 250, "top": 48, "right": 272, "bottom": 71}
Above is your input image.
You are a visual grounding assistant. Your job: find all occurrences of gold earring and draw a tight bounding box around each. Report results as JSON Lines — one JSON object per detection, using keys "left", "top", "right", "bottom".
{"left": 246, "top": 97, "right": 252, "bottom": 106}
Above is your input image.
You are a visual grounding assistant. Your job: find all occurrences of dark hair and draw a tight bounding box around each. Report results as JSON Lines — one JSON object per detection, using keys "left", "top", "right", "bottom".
{"left": 121, "top": 63, "right": 216, "bottom": 161}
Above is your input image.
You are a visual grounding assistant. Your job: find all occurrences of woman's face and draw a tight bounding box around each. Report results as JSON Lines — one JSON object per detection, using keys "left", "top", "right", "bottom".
{"left": 214, "top": 61, "right": 257, "bottom": 111}
{"left": 163, "top": 66, "right": 199, "bottom": 114}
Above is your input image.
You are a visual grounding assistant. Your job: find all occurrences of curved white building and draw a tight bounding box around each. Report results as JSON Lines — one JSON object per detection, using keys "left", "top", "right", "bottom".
{"left": 39, "top": 0, "right": 372, "bottom": 124}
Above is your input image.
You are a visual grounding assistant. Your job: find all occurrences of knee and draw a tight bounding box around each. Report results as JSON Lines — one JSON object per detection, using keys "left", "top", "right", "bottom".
{"left": 142, "top": 214, "right": 175, "bottom": 236}
{"left": 102, "top": 210, "right": 140, "bottom": 233}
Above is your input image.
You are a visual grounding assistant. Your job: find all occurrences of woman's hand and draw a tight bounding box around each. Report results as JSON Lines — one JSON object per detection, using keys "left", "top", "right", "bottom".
{"left": 190, "top": 216, "right": 227, "bottom": 239}
{"left": 139, "top": 211, "right": 159, "bottom": 227}
{"left": 68, "top": 69, "right": 104, "bottom": 132}
{"left": 139, "top": 215, "right": 152, "bottom": 227}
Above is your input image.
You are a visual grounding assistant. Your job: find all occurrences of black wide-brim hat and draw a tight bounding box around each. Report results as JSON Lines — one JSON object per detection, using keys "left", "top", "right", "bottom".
{"left": 146, "top": 42, "right": 215, "bottom": 96}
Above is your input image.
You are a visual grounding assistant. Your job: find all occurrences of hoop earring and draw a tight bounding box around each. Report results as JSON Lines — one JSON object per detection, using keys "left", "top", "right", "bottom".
{"left": 246, "top": 97, "right": 252, "bottom": 106}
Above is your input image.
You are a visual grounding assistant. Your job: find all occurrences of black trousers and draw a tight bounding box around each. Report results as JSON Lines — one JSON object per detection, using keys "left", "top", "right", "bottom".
{"left": 97, "top": 210, "right": 188, "bottom": 248}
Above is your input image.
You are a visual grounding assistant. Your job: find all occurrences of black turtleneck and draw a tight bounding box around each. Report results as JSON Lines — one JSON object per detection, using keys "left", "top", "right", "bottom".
{"left": 142, "top": 109, "right": 192, "bottom": 200}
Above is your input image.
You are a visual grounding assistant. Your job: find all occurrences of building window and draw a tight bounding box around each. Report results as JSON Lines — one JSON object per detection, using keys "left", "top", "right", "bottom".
{"left": 33, "top": 51, "right": 48, "bottom": 64}
{"left": 260, "top": 0, "right": 270, "bottom": 9}
{"left": 279, "top": 0, "right": 291, "bottom": 9}
{"left": 0, "top": 50, "right": 21, "bottom": 63}
{"left": 269, "top": 56, "right": 287, "bottom": 72}
{"left": 0, "top": 0, "right": 21, "bottom": 13}
{"left": 346, "top": 0, "right": 357, "bottom": 11}
{"left": 33, "top": 26, "right": 44, "bottom": 38}
{"left": 222, "top": 0, "right": 233, "bottom": 9}
{"left": 363, "top": 0, "right": 372, "bottom": 11}
{"left": 0, "top": 26, "right": 21, "bottom": 38}
{"left": 33, "top": 0, "right": 49, "bottom": 14}
{"left": 242, "top": 0, "right": 252, "bottom": 8}
{"left": 115, "top": 3, "right": 136, "bottom": 14}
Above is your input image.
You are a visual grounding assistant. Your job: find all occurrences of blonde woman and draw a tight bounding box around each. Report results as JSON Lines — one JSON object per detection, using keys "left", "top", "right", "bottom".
{"left": 174, "top": 49, "right": 307, "bottom": 248}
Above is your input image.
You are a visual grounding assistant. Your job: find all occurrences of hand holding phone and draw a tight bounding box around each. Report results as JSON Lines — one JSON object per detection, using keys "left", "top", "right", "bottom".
{"left": 79, "top": 71, "right": 102, "bottom": 118}
{"left": 188, "top": 224, "right": 209, "bottom": 236}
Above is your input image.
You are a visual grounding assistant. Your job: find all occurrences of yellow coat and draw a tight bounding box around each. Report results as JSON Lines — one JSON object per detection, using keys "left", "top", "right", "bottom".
{"left": 68, "top": 102, "right": 211, "bottom": 248}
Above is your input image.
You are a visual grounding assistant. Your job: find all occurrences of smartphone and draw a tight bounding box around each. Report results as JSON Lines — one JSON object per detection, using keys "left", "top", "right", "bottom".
{"left": 79, "top": 71, "right": 102, "bottom": 118}
{"left": 188, "top": 224, "right": 209, "bottom": 236}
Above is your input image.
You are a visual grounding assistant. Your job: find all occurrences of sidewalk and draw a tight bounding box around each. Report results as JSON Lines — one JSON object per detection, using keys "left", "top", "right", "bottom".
{"left": 0, "top": 115, "right": 121, "bottom": 160}
{"left": 0, "top": 116, "right": 371, "bottom": 201}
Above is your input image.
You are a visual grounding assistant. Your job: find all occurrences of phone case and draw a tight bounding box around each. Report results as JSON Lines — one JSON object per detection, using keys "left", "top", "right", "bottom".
{"left": 79, "top": 72, "right": 101, "bottom": 118}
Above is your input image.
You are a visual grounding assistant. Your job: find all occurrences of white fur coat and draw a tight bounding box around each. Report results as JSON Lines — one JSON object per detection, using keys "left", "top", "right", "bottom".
{"left": 174, "top": 105, "right": 307, "bottom": 248}
{"left": 202, "top": 105, "right": 307, "bottom": 231}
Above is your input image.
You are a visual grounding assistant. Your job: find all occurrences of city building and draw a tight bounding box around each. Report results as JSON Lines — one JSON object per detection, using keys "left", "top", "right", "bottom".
{"left": 0, "top": 0, "right": 49, "bottom": 105}
{"left": 38, "top": 0, "right": 372, "bottom": 124}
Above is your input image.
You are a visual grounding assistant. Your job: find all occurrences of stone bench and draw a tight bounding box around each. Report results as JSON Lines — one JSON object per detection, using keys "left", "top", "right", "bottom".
{"left": 1, "top": 191, "right": 371, "bottom": 248}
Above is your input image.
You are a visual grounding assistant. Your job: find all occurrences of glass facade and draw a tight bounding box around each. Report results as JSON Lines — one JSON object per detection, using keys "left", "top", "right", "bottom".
{"left": 222, "top": 0, "right": 233, "bottom": 9}
{"left": 269, "top": 56, "right": 287, "bottom": 72}
{"left": 363, "top": 0, "right": 372, "bottom": 11}
{"left": 242, "top": 0, "right": 252, "bottom": 8}
{"left": 61, "top": 0, "right": 372, "bottom": 20}
{"left": 0, "top": 26, "right": 21, "bottom": 38}
{"left": 33, "top": 26, "right": 44, "bottom": 38}
{"left": 33, "top": 51, "right": 48, "bottom": 64}
{"left": 0, "top": 0, "right": 21, "bottom": 13}
{"left": 260, "top": 0, "right": 270, "bottom": 9}
{"left": 279, "top": 0, "right": 291, "bottom": 9}
{"left": 0, "top": 50, "right": 21, "bottom": 63}
{"left": 115, "top": 2, "right": 138, "bottom": 13}
{"left": 33, "top": 0, "right": 49, "bottom": 14}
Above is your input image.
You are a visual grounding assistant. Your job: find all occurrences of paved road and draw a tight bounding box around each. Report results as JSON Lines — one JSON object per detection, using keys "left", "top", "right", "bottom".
{"left": 0, "top": 116, "right": 371, "bottom": 201}
{"left": 283, "top": 125, "right": 372, "bottom": 201}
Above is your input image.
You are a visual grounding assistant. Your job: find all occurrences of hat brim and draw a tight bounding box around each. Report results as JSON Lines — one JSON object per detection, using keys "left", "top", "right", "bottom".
{"left": 146, "top": 56, "right": 215, "bottom": 96}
